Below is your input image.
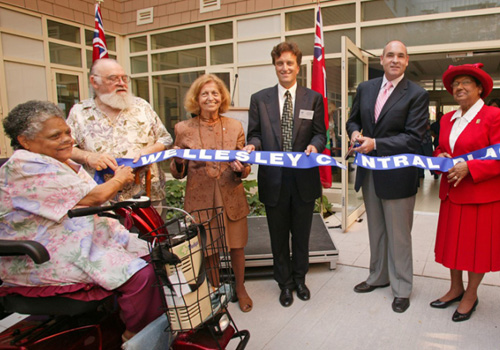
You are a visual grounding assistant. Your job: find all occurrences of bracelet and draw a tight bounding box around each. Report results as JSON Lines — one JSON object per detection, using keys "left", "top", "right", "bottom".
{"left": 84, "top": 154, "right": 90, "bottom": 165}
{"left": 111, "top": 178, "right": 124, "bottom": 187}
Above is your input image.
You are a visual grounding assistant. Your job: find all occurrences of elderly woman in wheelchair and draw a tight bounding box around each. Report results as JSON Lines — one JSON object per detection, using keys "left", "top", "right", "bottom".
{"left": 0, "top": 100, "right": 164, "bottom": 342}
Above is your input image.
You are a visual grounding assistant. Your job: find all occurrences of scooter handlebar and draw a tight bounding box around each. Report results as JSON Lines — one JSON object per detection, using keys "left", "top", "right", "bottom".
{"left": 68, "top": 196, "right": 151, "bottom": 218}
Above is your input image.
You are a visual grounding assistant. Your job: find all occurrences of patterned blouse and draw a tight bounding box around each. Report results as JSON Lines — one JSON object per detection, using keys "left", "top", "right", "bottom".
{"left": 0, "top": 150, "right": 149, "bottom": 290}
{"left": 67, "top": 97, "right": 173, "bottom": 201}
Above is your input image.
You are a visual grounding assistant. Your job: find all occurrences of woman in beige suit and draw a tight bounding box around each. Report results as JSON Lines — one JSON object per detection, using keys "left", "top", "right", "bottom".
{"left": 170, "top": 74, "right": 252, "bottom": 312}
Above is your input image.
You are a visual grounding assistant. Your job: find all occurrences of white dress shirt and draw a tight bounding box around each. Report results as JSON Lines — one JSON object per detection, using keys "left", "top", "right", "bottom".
{"left": 278, "top": 83, "right": 297, "bottom": 120}
{"left": 449, "top": 99, "right": 484, "bottom": 152}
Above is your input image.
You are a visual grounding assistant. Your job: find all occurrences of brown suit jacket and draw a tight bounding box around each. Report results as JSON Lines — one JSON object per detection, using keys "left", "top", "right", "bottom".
{"left": 170, "top": 116, "right": 250, "bottom": 221}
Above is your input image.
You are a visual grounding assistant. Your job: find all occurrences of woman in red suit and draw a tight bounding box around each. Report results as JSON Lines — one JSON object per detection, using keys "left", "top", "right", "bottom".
{"left": 430, "top": 63, "right": 500, "bottom": 321}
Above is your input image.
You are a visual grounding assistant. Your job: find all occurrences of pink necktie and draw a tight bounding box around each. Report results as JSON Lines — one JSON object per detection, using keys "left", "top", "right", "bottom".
{"left": 374, "top": 81, "right": 393, "bottom": 122}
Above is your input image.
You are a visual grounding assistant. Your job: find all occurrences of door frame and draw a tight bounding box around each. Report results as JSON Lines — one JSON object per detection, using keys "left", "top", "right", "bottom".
{"left": 341, "top": 36, "right": 369, "bottom": 232}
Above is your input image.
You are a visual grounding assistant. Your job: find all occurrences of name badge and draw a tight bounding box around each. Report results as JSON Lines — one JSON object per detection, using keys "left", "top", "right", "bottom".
{"left": 299, "top": 109, "right": 314, "bottom": 120}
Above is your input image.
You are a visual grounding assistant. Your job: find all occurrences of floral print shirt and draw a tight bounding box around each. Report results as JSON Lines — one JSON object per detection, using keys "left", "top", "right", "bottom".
{"left": 67, "top": 97, "right": 173, "bottom": 201}
{"left": 0, "top": 150, "right": 149, "bottom": 290}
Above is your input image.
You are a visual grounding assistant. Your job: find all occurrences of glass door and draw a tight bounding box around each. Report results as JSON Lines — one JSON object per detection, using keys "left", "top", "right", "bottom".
{"left": 341, "top": 36, "right": 369, "bottom": 232}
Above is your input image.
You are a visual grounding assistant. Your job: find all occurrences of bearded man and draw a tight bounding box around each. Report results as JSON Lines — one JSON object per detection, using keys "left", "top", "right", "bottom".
{"left": 68, "top": 58, "right": 172, "bottom": 209}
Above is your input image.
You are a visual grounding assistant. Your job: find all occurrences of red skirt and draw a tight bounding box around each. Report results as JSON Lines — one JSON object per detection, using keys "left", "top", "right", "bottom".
{"left": 435, "top": 197, "right": 500, "bottom": 273}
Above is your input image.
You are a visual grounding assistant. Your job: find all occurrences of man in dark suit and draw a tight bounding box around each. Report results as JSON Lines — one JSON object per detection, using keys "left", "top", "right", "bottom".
{"left": 346, "top": 40, "right": 428, "bottom": 313}
{"left": 244, "top": 42, "right": 326, "bottom": 307}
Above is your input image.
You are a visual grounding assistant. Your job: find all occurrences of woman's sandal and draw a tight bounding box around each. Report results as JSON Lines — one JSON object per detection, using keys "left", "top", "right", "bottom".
{"left": 238, "top": 295, "right": 253, "bottom": 313}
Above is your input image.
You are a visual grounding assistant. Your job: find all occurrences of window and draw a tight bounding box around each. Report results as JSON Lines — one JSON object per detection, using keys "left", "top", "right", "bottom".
{"left": 152, "top": 48, "right": 206, "bottom": 71}
{"left": 49, "top": 43, "right": 81, "bottom": 67}
{"left": 47, "top": 20, "right": 80, "bottom": 43}
{"left": 152, "top": 27, "right": 205, "bottom": 49}
{"left": 130, "top": 36, "right": 147, "bottom": 52}
{"left": 210, "top": 22, "right": 232, "bottom": 41}
{"left": 285, "top": 9, "right": 314, "bottom": 31}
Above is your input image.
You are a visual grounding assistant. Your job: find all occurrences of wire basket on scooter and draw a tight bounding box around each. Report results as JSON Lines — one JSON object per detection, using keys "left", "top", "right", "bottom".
{"left": 145, "top": 207, "right": 234, "bottom": 332}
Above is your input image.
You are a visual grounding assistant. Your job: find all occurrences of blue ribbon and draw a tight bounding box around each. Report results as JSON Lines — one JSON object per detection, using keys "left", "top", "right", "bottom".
{"left": 354, "top": 144, "right": 500, "bottom": 171}
{"left": 94, "top": 149, "right": 346, "bottom": 184}
{"left": 94, "top": 144, "right": 500, "bottom": 184}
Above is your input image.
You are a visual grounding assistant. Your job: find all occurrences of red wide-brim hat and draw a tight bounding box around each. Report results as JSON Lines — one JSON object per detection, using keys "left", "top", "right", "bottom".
{"left": 442, "top": 63, "right": 493, "bottom": 98}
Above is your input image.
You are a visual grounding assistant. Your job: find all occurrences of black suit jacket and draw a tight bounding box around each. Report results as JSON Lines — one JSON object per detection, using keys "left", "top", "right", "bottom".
{"left": 248, "top": 85, "right": 326, "bottom": 206}
{"left": 346, "top": 76, "right": 429, "bottom": 199}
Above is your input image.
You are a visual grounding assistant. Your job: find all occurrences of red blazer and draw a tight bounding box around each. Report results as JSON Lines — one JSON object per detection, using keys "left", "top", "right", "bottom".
{"left": 434, "top": 105, "right": 500, "bottom": 204}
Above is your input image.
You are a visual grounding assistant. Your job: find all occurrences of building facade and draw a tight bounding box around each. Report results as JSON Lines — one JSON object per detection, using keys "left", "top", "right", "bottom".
{"left": 1, "top": 0, "right": 499, "bottom": 157}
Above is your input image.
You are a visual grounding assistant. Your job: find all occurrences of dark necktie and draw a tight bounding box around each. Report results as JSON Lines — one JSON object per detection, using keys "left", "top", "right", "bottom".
{"left": 281, "top": 90, "right": 293, "bottom": 152}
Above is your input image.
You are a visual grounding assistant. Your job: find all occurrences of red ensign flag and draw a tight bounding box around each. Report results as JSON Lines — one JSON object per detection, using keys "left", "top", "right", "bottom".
{"left": 93, "top": 2, "right": 109, "bottom": 62}
{"left": 312, "top": 6, "right": 332, "bottom": 188}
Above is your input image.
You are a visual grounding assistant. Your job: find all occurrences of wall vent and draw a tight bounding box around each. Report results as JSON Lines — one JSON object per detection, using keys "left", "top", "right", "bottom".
{"left": 200, "top": 0, "right": 220, "bottom": 13}
{"left": 137, "top": 7, "right": 153, "bottom": 26}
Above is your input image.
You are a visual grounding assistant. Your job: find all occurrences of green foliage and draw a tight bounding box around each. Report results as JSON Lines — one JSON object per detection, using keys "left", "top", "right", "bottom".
{"left": 243, "top": 179, "right": 334, "bottom": 218}
{"left": 165, "top": 178, "right": 334, "bottom": 218}
{"left": 314, "top": 194, "right": 335, "bottom": 218}
{"left": 164, "top": 179, "right": 186, "bottom": 209}
{"left": 243, "top": 179, "right": 266, "bottom": 216}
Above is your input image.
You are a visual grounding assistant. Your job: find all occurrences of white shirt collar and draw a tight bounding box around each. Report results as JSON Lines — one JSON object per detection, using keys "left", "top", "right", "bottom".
{"left": 382, "top": 74, "right": 404, "bottom": 90}
{"left": 451, "top": 99, "right": 484, "bottom": 122}
{"left": 278, "top": 82, "right": 297, "bottom": 99}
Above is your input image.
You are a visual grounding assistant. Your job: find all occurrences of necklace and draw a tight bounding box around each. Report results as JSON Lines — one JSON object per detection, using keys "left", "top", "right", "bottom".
{"left": 198, "top": 115, "right": 224, "bottom": 179}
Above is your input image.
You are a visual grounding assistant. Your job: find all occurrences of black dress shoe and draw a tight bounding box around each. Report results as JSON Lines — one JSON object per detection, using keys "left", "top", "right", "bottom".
{"left": 279, "top": 288, "right": 293, "bottom": 307}
{"left": 296, "top": 283, "right": 310, "bottom": 301}
{"left": 430, "top": 293, "right": 464, "bottom": 309}
{"left": 353, "top": 281, "right": 390, "bottom": 293}
{"left": 452, "top": 299, "right": 478, "bottom": 322}
{"left": 392, "top": 297, "right": 410, "bottom": 313}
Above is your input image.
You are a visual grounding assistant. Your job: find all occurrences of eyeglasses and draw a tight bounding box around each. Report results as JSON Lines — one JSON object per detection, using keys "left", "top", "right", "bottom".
{"left": 93, "top": 74, "right": 131, "bottom": 84}
{"left": 451, "top": 80, "right": 475, "bottom": 88}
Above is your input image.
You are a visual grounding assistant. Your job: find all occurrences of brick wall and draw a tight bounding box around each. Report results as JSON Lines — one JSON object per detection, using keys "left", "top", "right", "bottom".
{"left": 0, "top": 0, "right": 317, "bottom": 35}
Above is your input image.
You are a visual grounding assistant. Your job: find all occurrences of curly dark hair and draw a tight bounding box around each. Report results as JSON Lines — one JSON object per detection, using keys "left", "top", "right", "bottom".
{"left": 3, "top": 100, "right": 64, "bottom": 150}
{"left": 271, "top": 42, "right": 302, "bottom": 66}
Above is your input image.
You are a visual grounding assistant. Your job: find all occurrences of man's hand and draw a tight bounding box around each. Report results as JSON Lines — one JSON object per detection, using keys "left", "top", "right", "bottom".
{"left": 132, "top": 143, "right": 165, "bottom": 163}
{"left": 87, "top": 152, "right": 118, "bottom": 171}
{"left": 350, "top": 131, "right": 362, "bottom": 145}
{"left": 305, "top": 145, "right": 318, "bottom": 156}
{"left": 243, "top": 144, "right": 255, "bottom": 153}
{"left": 353, "top": 135, "right": 375, "bottom": 154}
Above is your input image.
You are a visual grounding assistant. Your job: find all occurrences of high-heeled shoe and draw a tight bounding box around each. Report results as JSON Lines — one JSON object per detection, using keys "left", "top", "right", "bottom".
{"left": 429, "top": 293, "right": 464, "bottom": 309}
{"left": 452, "top": 299, "right": 478, "bottom": 322}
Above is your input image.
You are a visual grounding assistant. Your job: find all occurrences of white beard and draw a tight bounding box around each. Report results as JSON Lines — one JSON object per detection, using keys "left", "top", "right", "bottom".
{"left": 98, "top": 90, "right": 134, "bottom": 110}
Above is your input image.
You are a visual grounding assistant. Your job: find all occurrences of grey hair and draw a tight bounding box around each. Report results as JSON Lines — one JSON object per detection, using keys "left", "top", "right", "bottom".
{"left": 3, "top": 100, "right": 64, "bottom": 150}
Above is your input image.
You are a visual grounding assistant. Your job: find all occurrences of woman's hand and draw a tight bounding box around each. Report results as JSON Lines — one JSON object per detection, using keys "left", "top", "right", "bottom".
{"left": 172, "top": 146, "right": 184, "bottom": 165}
{"left": 87, "top": 152, "right": 118, "bottom": 171}
{"left": 77, "top": 165, "right": 134, "bottom": 206}
{"left": 112, "top": 165, "right": 135, "bottom": 188}
{"left": 447, "top": 161, "right": 469, "bottom": 187}
{"left": 437, "top": 152, "right": 452, "bottom": 158}
{"left": 230, "top": 160, "right": 245, "bottom": 172}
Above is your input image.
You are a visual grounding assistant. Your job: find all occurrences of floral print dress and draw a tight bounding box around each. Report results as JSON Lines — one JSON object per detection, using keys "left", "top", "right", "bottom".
{"left": 0, "top": 150, "right": 149, "bottom": 290}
